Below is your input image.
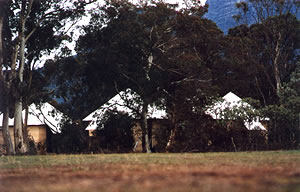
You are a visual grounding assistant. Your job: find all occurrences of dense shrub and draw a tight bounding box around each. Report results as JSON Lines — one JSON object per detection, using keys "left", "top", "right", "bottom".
{"left": 50, "top": 121, "right": 88, "bottom": 154}
{"left": 153, "top": 121, "right": 171, "bottom": 152}
{"left": 162, "top": 115, "right": 267, "bottom": 152}
{"left": 92, "top": 111, "right": 135, "bottom": 153}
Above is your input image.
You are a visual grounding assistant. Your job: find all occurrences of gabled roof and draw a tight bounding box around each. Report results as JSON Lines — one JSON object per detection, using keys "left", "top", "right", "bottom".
{"left": 0, "top": 102, "right": 66, "bottom": 133}
{"left": 205, "top": 92, "right": 266, "bottom": 130}
{"left": 83, "top": 89, "right": 167, "bottom": 130}
{"left": 206, "top": 92, "right": 248, "bottom": 119}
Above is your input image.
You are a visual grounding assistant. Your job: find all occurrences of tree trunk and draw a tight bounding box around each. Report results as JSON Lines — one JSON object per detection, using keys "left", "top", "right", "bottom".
{"left": 14, "top": 100, "right": 28, "bottom": 153}
{"left": 273, "top": 32, "right": 282, "bottom": 98}
{"left": 0, "top": 1, "right": 15, "bottom": 155}
{"left": 166, "top": 128, "right": 176, "bottom": 152}
{"left": 14, "top": 2, "right": 29, "bottom": 154}
{"left": 23, "top": 106, "right": 30, "bottom": 149}
{"left": 138, "top": 53, "right": 154, "bottom": 153}
{"left": 2, "top": 108, "right": 15, "bottom": 155}
{"left": 148, "top": 119, "right": 152, "bottom": 150}
{"left": 166, "top": 108, "right": 176, "bottom": 152}
{"left": 1, "top": 91, "right": 15, "bottom": 155}
{"left": 141, "top": 101, "right": 151, "bottom": 153}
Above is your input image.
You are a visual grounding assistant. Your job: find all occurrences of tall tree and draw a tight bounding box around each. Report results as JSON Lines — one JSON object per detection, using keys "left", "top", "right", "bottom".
{"left": 163, "top": 4, "right": 224, "bottom": 151}
{"left": 223, "top": 0, "right": 300, "bottom": 147}
{"left": 76, "top": 0, "right": 220, "bottom": 152}
{"left": 1, "top": 0, "right": 95, "bottom": 154}
{"left": 233, "top": 0, "right": 300, "bottom": 102}
{"left": 0, "top": 0, "right": 15, "bottom": 155}
{"left": 76, "top": 0, "right": 178, "bottom": 153}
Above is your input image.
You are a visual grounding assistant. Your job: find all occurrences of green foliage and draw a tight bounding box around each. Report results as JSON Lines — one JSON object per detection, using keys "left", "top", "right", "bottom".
{"left": 74, "top": 0, "right": 223, "bottom": 152}
{"left": 261, "top": 105, "right": 299, "bottom": 149}
{"left": 223, "top": 1, "right": 300, "bottom": 149}
{"left": 226, "top": 0, "right": 300, "bottom": 149}
{"left": 28, "top": 136, "right": 37, "bottom": 155}
{"left": 76, "top": 0, "right": 220, "bottom": 107}
{"left": 77, "top": 1, "right": 175, "bottom": 100}
{"left": 226, "top": 10, "right": 300, "bottom": 104}
{"left": 163, "top": 115, "right": 266, "bottom": 152}
{"left": 42, "top": 57, "right": 110, "bottom": 119}
{"left": 50, "top": 121, "right": 88, "bottom": 154}
{"left": 5, "top": 0, "right": 297, "bottom": 153}
{"left": 0, "top": 0, "right": 96, "bottom": 116}
{"left": 214, "top": 98, "right": 264, "bottom": 131}
{"left": 261, "top": 62, "right": 300, "bottom": 148}
{"left": 235, "top": 0, "right": 300, "bottom": 24}
{"left": 93, "top": 111, "right": 134, "bottom": 153}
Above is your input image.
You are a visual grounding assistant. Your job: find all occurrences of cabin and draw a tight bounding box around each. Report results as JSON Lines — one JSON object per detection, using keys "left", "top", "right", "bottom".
{"left": 83, "top": 91, "right": 269, "bottom": 152}
{"left": 82, "top": 88, "right": 168, "bottom": 152}
{"left": 0, "top": 102, "right": 65, "bottom": 153}
{"left": 205, "top": 92, "right": 267, "bottom": 130}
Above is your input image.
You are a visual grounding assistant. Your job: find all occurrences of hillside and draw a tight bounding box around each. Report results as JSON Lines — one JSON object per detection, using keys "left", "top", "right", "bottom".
{"left": 205, "top": 0, "right": 300, "bottom": 33}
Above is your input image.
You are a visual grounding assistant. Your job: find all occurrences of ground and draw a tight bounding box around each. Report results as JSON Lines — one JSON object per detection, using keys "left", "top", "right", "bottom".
{"left": 0, "top": 151, "right": 300, "bottom": 192}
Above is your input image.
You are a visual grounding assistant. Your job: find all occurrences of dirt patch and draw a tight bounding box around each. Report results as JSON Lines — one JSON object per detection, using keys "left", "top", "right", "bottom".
{"left": 1, "top": 163, "right": 300, "bottom": 192}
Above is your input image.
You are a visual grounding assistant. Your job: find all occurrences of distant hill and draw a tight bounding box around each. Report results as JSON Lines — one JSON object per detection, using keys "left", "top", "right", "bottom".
{"left": 205, "top": 0, "right": 300, "bottom": 33}
{"left": 205, "top": 0, "right": 242, "bottom": 33}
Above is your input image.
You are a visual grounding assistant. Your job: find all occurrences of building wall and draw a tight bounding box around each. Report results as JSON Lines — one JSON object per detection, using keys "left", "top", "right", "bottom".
{"left": 27, "top": 125, "right": 47, "bottom": 144}
{"left": 0, "top": 126, "right": 47, "bottom": 149}
{"left": 0, "top": 127, "right": 14, "bottom": 147}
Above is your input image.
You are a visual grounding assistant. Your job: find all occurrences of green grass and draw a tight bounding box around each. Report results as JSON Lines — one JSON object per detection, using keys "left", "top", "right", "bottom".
{"left": 1, "top": 151, "right": 300, "bottom": 192}
{"left": 1, "top": 150, "right": 299, "bottom": 169}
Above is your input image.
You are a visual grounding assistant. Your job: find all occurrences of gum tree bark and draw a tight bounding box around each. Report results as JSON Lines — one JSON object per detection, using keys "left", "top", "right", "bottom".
{"left": 0, "top": 0, "right": 15, "bottom": 155}
{"left": 13, "top": 0, "right": 34, "bottom": 154}
{"left": 2, "top": 0, "right": 93, "bottom": 154}
{"left": 140, "top": 100, "right": 151, "bottom": 153}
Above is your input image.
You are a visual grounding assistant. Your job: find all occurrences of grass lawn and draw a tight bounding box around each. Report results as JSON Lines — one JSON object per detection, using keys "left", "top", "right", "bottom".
{"left": 0, "top": 151, "right": 300, "bottom": 192}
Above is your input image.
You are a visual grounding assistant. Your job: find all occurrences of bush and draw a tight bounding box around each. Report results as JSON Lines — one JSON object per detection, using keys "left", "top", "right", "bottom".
{"left": 92, "top": 111, "right": 134, "bottom": 153}
{"left": 28, "top": 136, "right": 37, "bottom": 155}
{"left": 163, "top": 115, "right": 267, "bottom": 152}
{"left": 262, "top": 105, "right": 300, "bottom": 149}
{"left": 153, "top": 121, "right": 171, "bottom": 152}
{"left": 50, "top": 121, "right": 88, "bottom": 154}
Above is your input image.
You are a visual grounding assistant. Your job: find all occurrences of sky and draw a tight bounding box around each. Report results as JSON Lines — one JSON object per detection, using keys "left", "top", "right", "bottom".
{"left": 130, "top": 0, "right": 207, "bottom": 6}
{"left": 165, "top": 0, "right": 207, "bottom": 5}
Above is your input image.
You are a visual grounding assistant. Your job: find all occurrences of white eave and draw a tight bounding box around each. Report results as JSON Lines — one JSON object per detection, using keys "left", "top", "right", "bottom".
{"left": 205, "top": 92, "right": 267, "bottom": 131}
{"left": 0, "top": 102, "right": 65, "bottom": 133}
{"left": 83, "top": 89, "right": 167, "bottom": 131}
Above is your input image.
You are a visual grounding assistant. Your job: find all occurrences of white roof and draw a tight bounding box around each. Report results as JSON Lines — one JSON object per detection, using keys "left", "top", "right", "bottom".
{"left": 0, "top": 102, "right": 65, "bottom": 133}
{"left": 83, "top": 89, "right": 167, "bottom": 130}
{"left": 205, "top": 92, "right": 266, "bottom": 130}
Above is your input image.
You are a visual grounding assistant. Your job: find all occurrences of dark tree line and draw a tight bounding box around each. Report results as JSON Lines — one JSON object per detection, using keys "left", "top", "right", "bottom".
{"left": 48, "top": 0, "right": 299, "bottom": 152}
{"left": 1, "top": 0, "right": 300, "bottom": 154}
{"left": 225, "top": 0, "right": 300, "bottom": 149}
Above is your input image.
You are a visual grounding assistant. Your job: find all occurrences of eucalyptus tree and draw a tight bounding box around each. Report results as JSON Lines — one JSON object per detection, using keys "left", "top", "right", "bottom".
{"left": 77, "top": 0, "right": 179, "bottom": 153}
{"left": 0, "top": 0, "right": 15, "bottom": 155}
{"left": 0, "top": 0, "right": 95, "bottom": 154}
{"left": 233, "top": 0, "right": 300, "bottom": 103}
{"left": 224, "top": 0, "right": 300, "bottom": 148}
{"left": 76, "top": 0, "right": 222, "bottom": 152}
{"left": 162, "top": 4, "right": 224, "bottom": 151}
